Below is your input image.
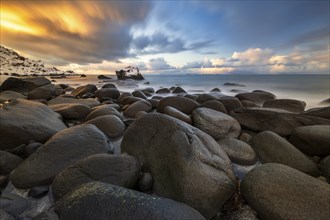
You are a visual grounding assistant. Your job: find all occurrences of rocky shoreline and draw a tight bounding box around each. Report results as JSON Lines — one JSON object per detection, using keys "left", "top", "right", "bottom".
{"left": 0, "top": 76, "right": 329, "bottom": 220}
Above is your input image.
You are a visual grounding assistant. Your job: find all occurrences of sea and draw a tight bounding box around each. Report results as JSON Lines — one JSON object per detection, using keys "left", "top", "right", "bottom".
{"left": 1, "top": 74, "right": 329, "bottom": 109}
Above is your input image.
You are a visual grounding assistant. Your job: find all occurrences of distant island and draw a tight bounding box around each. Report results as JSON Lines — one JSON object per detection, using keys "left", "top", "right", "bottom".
{"left": 116, "top": 66, "right": 144, "bottom": 80}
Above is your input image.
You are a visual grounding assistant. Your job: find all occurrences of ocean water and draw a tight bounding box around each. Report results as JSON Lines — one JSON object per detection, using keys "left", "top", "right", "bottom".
{"left": 1, "top": 74, "right": 329, "bottom": 108}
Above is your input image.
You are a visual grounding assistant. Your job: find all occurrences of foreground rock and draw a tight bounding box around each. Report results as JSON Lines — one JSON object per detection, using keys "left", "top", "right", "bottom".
{"left": 0, "top": 151, "right": 23, "bottom": 175}
{"left": 157, "top": 96, "right": 199, "bottom": 114}
{"left": 123, "top": 100, "right": 152, "bottom": 118}
{"left": 252, "top": 131, "right": 320, "bottom": 176}
{"left": 236, "top": 91, "right": 275, "bottom": 105}
{"left": 192, "top": 108, "right": 241, "bottom": 140}
{"left": 230, "top": 107, "right": 330, "bottom": 136}
{"left": 48, "top": 96, "right": 100, "bottom": 108}
{"left": 85, "top": 105, "right": 123, "bottom": 121}
{"left": 121, "top": 113, "right": 236, "bottom": 219}
{"left": 84, "top": 115, "right": 125, "bottom": 139}
{"left": 94, "top": 88, "right": 120, "bottom": 100}
{"left": 164, "top": 106, "right": 192, "bottom": 124}
{"left": 10, "top": 124, "right": 111, "bottom": 188}
{"left": 1, "top": 77, "right": 50, "bottom": 93}
{"left": 302, "top": 106, "right": 330, "bottom": 119}
{"left": 50, "top": 103, "right": 90, "bottom": 120}
{"left": 241, "top": 163, "right": 330, "bottom": 220}
{"left": 289, "top": 125, "right": 330, "bottom": 156}
{"left": 0, "top": 99, "right": 66, "bottom": 150}
{"left": 263, "top": 99, "right": 306, "bottom": 113}
{"left": 52, "top": 154, "right": 141, "bottom": 200}
{"left": 71, "top": 84, "right": 97, "bottom": 98}
{"left": 56, "top": 182, "right": 205, "bottom": 220}
{"left": 0, "top": 91, "right": 26, "bottom": 103}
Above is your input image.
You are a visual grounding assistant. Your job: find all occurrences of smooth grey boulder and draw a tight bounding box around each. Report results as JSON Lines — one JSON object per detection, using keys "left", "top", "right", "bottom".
{"left": 156, "top": 88, "right": 170, "bottom": 94}
{"left": 236, "top": 91, "right": 275, "bottom": 105}
{"left": 289, "top": 125, "right": 330, "bottom": 156}
{"left": 230, "top": 107, "right": 330, "bottom": 136}
{"left": 101, "top": 83, "right": 117, "bottom": 89}
{"left": 50, "top": 103, "right": 90, "bottom": 120}
{"left": 303, "top": 106, "right": 330, "bottom": 119}
{"left": 172, "top": 86, "right": 186, "bottom": 94}
{"left": 28, "top": 84, "right": 56, "bottom": 100}
{"left": 132, "top": 90, "right": 147, "bottom": 99}
{"left": 0, "top": 151, "right": 23, "bottom": 175}
{"left": 192, "top": 108, "right": 241, "bottom": 140}
{"left": 217, "top": 138, "right": 257, "bottom": 165}
{"left": 121, "top": 96, "right": 145, "bottom": 105}
{"left": 164, "top": 106, "right": 192, "bottom": 124}
{"left": 201, "top": 100, "right": 227, "bottom": 114}
{"left": 48, "top": 96, "right": 100, "bottom": 108}
{"left": 52, "top": 154, "right": 141, "bottom": 200}
{"left": 241, "top": 100, "right": 260, "bottom": 108}
{"left": 252, "top": 131, "right": 320, "bottom": 176}
{"left": 94, "top": 88, "right": 120, "bottom": 100}
{"left": 0, "top": 91, "right": 26, "bottom": 103}
{"left": 0, "top": 99, "right": 66, "bottom": 150}
{"left": 84, "top": 115, "right": 125, "bottom": 139}
{"left": 85, "top": 105, "right": 123, "bottom": 121}
{"left": 157, "top": 96, "right": 199, "bottom": 114}
{"left": 263, "top": 99, "right": 306, "bottom": 113}
{"left": 218, "top": 97, "right": 243, "bottom": 112}
{"left": 10, "top": 124, "right": 111, "bottom": 188}
{"left": 55, "top": 182, "right": 205, "bottom": 220}
{"left": 196, "top": 94, "right": 218, "bottom": 103}
{"left": 121, "top": 113, "right": 236, "bottom": 219}
{"left": 123, "top": 100, "right": 152, "bottom": 118}
{"left": 241, "top": 163, "right": 330, "bottom": 220}
{"left": 1, "top": 77, "right": 50, "bottom": 93}
{"left": 71, "top": 84, "right": 97, "bottom": 98}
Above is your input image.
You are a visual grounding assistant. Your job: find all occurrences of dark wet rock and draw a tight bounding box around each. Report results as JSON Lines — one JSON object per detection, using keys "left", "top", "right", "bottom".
{"left": 152, "top": 95, "right": 164, "bottom": 100}
{"left": 164, "top": 106, "right": 192, "bottom": 124}
{"left": 210, "top": 88, "right": 221, "bottom": 92}
{"left": 85, "top": 105, "right": 123, "bottom": 121}
{"left": 319, "top": 98, "right": 330, "bottom": 105}
{"left": 303, "top": 106, "right": 330, "bottom": 119}
{"left": 71, "top": 84, "right": 97, "bottom": 98}
{"left": 230, "top": 89, "right": 248, "bottom": 93}
{"left": 0, "top": 176, "right": 9, "bottom": 189}
{"left": 184, "top": 94, "right": 198, "bottom": 100}
{"left": 172, "top": 86, "right": 186, "bottom": 94}
{"left": 196, "top": 93, "right": 218, "bottom": 103}
{"left": 52, "top": 154, "right": 141, "bottom": 201}
{"left": 218, "top": 97, "right": 243, "bottom": 112}
{"left": 48, "top": 96, "right": 100, "bottom": 108}
{"left": 0, "top": 209, "right": 15, "bottom": 220}
{"left": 156, "top": 88, "right": 171, "bottom": 94}
{"left": 157, "top": 96, "right": 199, "bottom": 114}
{"left": 1, "top": 77, "right": 50, "bottom": 93}
{"left": 84, "top": 115, "right": 125, "bottom": 139}
{"left": 0, "top": 91, "right": 26, "bottom": 103}
{"left": 28, "top": 84, "right": 55, "bottom": 100}
{"left": 98, "top": 75, "right": 112, "bottom": 80}
{"left": 241, "top": 100, "right": 260, "bottom": 108}
{"left": 121, "top": 96, "right": 145, "bottom": 106}
{"left": 230, "top": 107, "right": 330, "bottom": 136}
{"left": 236, "top": 92, "right": 276, "bottom": 105}
{"left": 95, "top": 88, "right": 120, "bottom": 100}
{"left": 0, "top": 99, "right": 66, "bottom": 151}
{"left": 252, "top": 131, "right": 320, "bottom": 176}
{"left": 241, "top": 163, "right": 330, "bottom": 220}
{"left": 80, "top": 74, "right": 86, "bottom": 77}
{"left": 192, "top": 107, "right": 241, "bottom": 140}
{"left": 263, "top": 99, "right": 306, "bottom": 113}
{"left": 0, "top": 151, "right": 23, "bottom": 175}
{"left": 132, "top": 90, "right": 147, "bottom": 99}
{"left": 141, "top": 87, "right": 155, "bottom": 94}
{"left": 28, "top": 185, "right": 49, "bottom": 198}
{"left": 121, "top": 113, "right": 236, "bottom": 219}
{"left": 238, "top": 132, "right": 252, "bottom": 144}
{"left": 201, "top": 100, "right": 227, "bottom": 114}
{"left": 135, "top": 111, "right": 148, "bottom": 118}
{"left": 147, "top": 99, "right": 159, "bottom": 108}
{"left": 123, "top": 100, "right": 152, "bottom": 118}
{"left": 138, "top": 172, "right": 153, "bottom": 192}
{"left": 10, "top": 124, "right": 111, "bottom": 188}
{"left": 101, "top": 83, "right": 116, "bottom": 89}
{"left": 320, "top": 156, "right": 330, "bottom": 182}
{"left": 10, "top": 141, "right": 42, "bottom": 159}
{"left": 117, "top": 92, "right": 132, "bottom": 104}
{"left": 217, "top": 138, "right": 257, "bottom": 165}
{"left": 0, "top": 192, "right": 28, "bottom": 217}
{"left": 50, "top": 103, "right": 90, "bottom": 120}
{"left": 224, "top": 83, "right": 246, "bottom": 87}
{"left": 289, "top": 125, "right": 330, "bottom": 156}
{"left": 81, "top": 93, "right": 95, "bottom": 99}
{"left": 55, "top": 182, "right": 205, "bottom": 220}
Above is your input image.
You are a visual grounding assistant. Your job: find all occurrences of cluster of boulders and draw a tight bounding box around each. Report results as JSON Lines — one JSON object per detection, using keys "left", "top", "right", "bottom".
{"left": 0, "top": 76, "right": 329, "bottom": 220}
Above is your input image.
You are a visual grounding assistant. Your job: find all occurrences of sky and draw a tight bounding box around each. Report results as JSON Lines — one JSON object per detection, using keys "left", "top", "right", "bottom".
{"left": 1, "top": 0, "right": 329, "bottom": 75}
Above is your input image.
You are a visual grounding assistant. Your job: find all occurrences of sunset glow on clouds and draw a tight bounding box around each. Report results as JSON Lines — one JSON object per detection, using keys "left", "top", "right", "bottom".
{"left": 0, "top": 1, "right": 329, "bottom": 74}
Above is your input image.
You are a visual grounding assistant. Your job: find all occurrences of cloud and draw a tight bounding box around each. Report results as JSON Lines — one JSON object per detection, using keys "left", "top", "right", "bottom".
{"left": 147, "top": 57, "right": 176, "bottom": 70}
{"left": 0, "top": 1, "right": 151, "bottom": 65}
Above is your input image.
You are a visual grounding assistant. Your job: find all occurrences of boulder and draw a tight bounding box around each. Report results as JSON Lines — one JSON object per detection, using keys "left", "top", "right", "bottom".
{"left": 218, "top": 97, "right": 242, "bottom": 112}
{"left": 196, "top": 94, "right": 218, "bottom": 103}
{"left": 132, "top": 90, "right": 147, "bottom": 99}
{"left": 147, "top": 99, "right": 159, "bottom": 108}
{"left": 235, "top": 91, "right": 275, "bottom": 105}
{"left": 319, "top": 98, "right": 330, "bottom": 105}
{"left": 141, "top": 87, "right": 155, "bottom": 94}
{"left": 156, "top": 88, "right": 171, "bottom": 94}
{"left": 52, "top": 154, "right": 141, "bottom": 200}
{"left": 224, "top": 83, "right": 246, "bottom": 87}
{"left": 95, "top": 88, "right": 120, "bottom": 100}
{"left": 121, "top": 96, "right": 145, "bottom": 105}
{"left": 55, "top": 182, "right": 205, "bottom": 220}
{"left": 164, "top": 106, "right": 192, "bottom": 124}
{"left": 172, "top": 86, "right": 186, "bottom": 94}
{"left": 201, "top": 100, "right": 227, "bottom": 113}
{"left": 230, "top": 107, "right": 330, "bottom": 136}
{"left": 10, "top": 124, "right": 111, "bottom": 188}
{"left": 0, "top": 151, "right": 23, "bottom": 175}
{"left": 210, "top": 88, "right": 221, "bottom": 92}
{"left": 0, "top": 99, "right": 66, "bottom": 150}
{"left": 289, "top": 125, "right": 330, "bottom": 156}
{"left": 302, "top": 106, "right": 330, "bottom": 119}
{"left": 121, "top": 113, "right": 236, "bottom": 219}
{"left": 123, "top": 100, "right": 152, "bottom": 118}
{"left": 320, "top": 156, "right": 330, "bottom": 182}
{"left": 192, "top": 107, "right": 241, "bottom": 140}
{"left": 241, "top": 100, "right": 260, "bottom": 108}
{"left": 252, "top": 131, "right": 320, "bottom": 176}
{"left": 241, "top": 163, "right": 330, "bottom": 220}
{"left": 0, "top": 91, "right": 26, "bottom": 103}
{"left": 71, "top": 84, "right": 97, "bottom": 98}
{"left": 157, "top": 96, "right": 199, "bottom": 114}
{"left": 28, "top": 84, "right": 55, "bottom": 100}
{"left": 85, "top": 105, "right": 123, "bottom": 121}
{"left": 1, "top": 77, "right": 50, "bottom": 93}
{"left": 101, "top": 83, "right": 116, "bottom": 89}
{"left": 50, "top": 103, "right": 90, "bottom": 120}
{"left": 84, "top": 115, "right": 125, "bottom": 139}
{"left": 48, "top": 96, "right": 100, "bottom": 108}
{"left": 217, "top": 138, "right": 257, "bottom": 165}
{"left": 117, "top": 92, "right": 132, "bottom": 104}
{"left": 263, "top": 99, "right": 306, "bottom": 113}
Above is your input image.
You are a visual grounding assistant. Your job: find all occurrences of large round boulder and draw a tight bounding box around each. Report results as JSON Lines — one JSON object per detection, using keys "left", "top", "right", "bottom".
{"left": 71, "top": 84, "right": 97, "bottom": 98}
{"left": 236, "top": 91, "right": 275, "bottom": 105}
{"left": 201, "top": 100, "right": 227, "bottom": 114}
{"left": 123, "top": 100, "right": 152, "bottom": 118}
{"left": 85, "top": 105, "right": 123, "bottom": 121}
{"left": 28, "top": 84, "right": 55, "bottom": 100}
{"left": 164, "top": 106, "right": 192, "bottom": 124}
{"left": 302, "top": 106, "right": 330, "bottom": 119}
{"left": 1, "top": 77, "right": 50, "bottom": 93}
{"left": 241, "top": 163, "right": 330, "bottom": 220}
{"left": 94, "top": 88, "right": 120, "bottom": 100}
{"left": 84, "top": 115, "right": 125, "bottom": 139}
{"left": 50, "top": 103, "right": 90, "bottom": 120}
{"left": 55, "top": 182, "right": 205, "bottom": 220}
{"left": 289, "top": 125, "right": 330, "bottom": 156}
{"left": 157, "top": 96, "right": 199, "bottom": 114}
{"left": 52, "top": 154, "right": 141, "bottom": 200}
{"left": 0, "top": 99, "right": 67, "bottom": 150}
{"left": 218, "top": 97, "right": 242, "bottom": 112}
{"left": 10, "top": 124, "right": 111, "bottom": 188}
{"left": 0, "top": 150, "right": 23, "bottom": 175}
{"left": 252, "top": 131, "right": 320, "bottom": 176}
{"left": 0, "top": 91, "right": 26, "bottom": 103}
{"left": 192, "top": 107, "right": 241, "bottom": 140}
{"left": 263, "top": 99, "right": 306, "bottom": 113}
{"left": 121, "top": 113, "right": 237, "bottom": 219}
